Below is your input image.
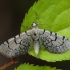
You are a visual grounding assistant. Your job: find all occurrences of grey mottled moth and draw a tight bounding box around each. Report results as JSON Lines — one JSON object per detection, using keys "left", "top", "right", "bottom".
{"left": 0, "top": 23, "right": 70, "bottom": 58}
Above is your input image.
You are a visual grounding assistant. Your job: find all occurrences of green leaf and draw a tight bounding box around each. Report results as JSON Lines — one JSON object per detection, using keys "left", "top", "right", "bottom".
{"left": 20, "top": 0, "right": 70, "bottom": 62}
{"left": 14, "top": 63, "right": 62, "bottom": 70}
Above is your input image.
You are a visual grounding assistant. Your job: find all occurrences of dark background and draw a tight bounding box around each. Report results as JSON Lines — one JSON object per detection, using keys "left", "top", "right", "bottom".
{"left": 0, "top": 0, "right": 70, "bottom": 70}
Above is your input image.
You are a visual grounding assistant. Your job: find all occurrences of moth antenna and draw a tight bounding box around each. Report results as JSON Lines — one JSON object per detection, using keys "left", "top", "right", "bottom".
{"left": 21, "top": 24, "right": 31, "bottom": 29}
{"left": 35, "top": 11, "right": 39, "bottom": 25}
{"left": 38, "top": 23, "right": 51, "bottom": 27}
{"left": 35, "top": 11, "right": 50, "bottom": 27}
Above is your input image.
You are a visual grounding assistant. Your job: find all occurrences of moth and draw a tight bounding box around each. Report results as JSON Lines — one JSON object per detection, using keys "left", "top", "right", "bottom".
{"left": 0, "top": 22, "right": 70, "bottom": 58}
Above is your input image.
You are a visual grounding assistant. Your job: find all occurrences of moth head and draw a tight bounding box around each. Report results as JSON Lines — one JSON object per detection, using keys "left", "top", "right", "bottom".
{"left": 32, "top": 22, "right": 38, "bottom": 28}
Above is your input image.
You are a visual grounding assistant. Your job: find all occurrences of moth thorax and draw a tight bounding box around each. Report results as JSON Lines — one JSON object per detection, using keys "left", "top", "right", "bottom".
{"left": 32, "top": 28, "right": 37, "bottom": 35}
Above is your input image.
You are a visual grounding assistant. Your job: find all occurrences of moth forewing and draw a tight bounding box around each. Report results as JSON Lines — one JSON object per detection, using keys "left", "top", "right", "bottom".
{"left": 39, "top": 29, "right": 70, "bottom": 53}
{"left": 0, "top": 31, "right": 32, "bottom": 58}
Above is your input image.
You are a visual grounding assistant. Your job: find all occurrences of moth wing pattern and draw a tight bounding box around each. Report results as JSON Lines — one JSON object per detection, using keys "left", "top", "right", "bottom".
{"left": 0, "top": 30, "right": 32, "bottom": 58}
{"left": 39, "top": 29, "right": 70, "bottom": 53}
